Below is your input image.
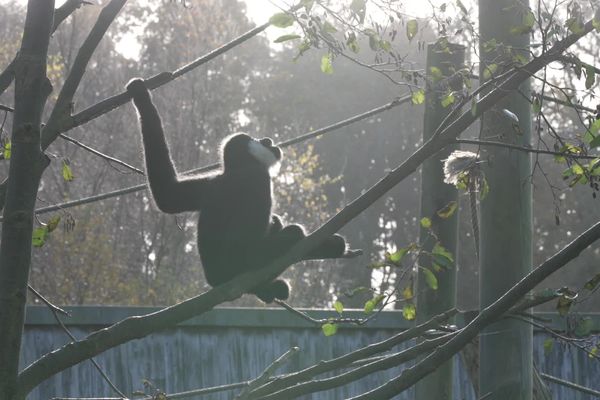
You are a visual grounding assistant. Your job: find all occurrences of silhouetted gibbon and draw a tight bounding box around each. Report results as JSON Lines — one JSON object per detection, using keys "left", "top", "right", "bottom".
{"left": 126, "top": 79, "right": 358, "bottom": 303}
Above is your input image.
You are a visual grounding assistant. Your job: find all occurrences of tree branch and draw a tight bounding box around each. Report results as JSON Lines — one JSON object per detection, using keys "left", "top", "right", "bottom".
{"left": 0, "top": 0, "right": 91, "bottom": 97}
{"left": 59, "top": 133, "right": 144, "bottom": 174}
{"left": 51, "top": 21, "right": 274, "bottom": 142}
{"left": 347, "top": 219, "right": 600, "bottom": 399}
{"left": 42, "top": 0, "right": 127, "bottom": 148}
{"left": 25, "top": 95, "right": 410, "bottom": 218}
{"left": 14, "top": 9, "right": 600, "bottom": 398}
{"left": 247, "top": 310, "right": 456, "bottom": 399}
{"left": 456, "top": 138, "right": 599, "bottom": 160}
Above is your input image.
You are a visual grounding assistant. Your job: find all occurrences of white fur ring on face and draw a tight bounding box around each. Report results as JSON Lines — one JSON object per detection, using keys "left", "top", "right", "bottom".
{"left": 248, "top": 140, "right": 279, "bottom": 168}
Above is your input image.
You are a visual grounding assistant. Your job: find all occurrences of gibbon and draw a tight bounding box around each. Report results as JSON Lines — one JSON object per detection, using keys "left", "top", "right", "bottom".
{"left": 126, "top": 79, "right": 358, "bottom": 302}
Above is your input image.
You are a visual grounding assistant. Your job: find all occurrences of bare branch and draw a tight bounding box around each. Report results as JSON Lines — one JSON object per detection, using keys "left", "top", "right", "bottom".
{"left": 540, "top": 373, "right": 600, "bottom": 397}
{"left": 247, "top": 310, "right": 456, "bottom": 399}
{"left": 347, "top": 219, "right": 600, "bottom": 399}
{"left": 59, "top": 133, "right": 144, "bottom": 174}
{"left": 0, "top": 0, "right": 92, "bottom": 96}
{"left": 236, "top": 347, "right": 299, "bottom": 400}
{"left": 456, "top": 138, "right": 599, "bottom": 160}
{"left": 26, "top": 95, "right": 409, "bottom": 218}
{"left": 14, "top": 10, "right": 600, "bottom": 398}
{"left": 51, "top": 22, "right": 273, "bottom": 142}
{"left": 42, "top": 0, "right": 127, "bottom": 146}
{"left": 53, "top": 0, "right": 93, "bottom": 31}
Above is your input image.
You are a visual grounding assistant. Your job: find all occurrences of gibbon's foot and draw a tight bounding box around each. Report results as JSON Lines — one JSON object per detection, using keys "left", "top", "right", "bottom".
{"left": 341, "top": 248, "right": 363, "bottom": 258}
{"left": 253, "top": 279, "right": 290, "bottom": 303}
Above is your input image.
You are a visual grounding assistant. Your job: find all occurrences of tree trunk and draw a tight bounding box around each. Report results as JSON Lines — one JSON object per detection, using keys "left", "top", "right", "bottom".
{"left": 0, "top": 2, "right": 54, "bottom": 399}
{"left": 415, "top": 41, "right": 464, "bottom": 400}
{"left": 479, "top": 1, "right": 533, "bottom": 399}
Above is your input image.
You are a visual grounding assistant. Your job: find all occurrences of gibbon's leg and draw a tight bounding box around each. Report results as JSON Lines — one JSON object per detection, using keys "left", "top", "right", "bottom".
{"left": 305, "top": 234, "right": 348, "bottom": 259}
{"left": 251, "top": 224, "right": 303, "bottom": 303}
{"left": 267, "top": 222, "right": 350, "bottom": 260}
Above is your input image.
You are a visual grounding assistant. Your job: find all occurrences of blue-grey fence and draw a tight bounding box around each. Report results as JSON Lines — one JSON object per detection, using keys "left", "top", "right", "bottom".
{"left": 20, "top": 306, "right": 600, "bottom": 399}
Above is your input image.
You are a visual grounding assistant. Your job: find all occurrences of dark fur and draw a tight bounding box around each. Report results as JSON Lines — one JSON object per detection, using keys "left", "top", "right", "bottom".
{"left": 126, "top": 79, "right": 350, "bottom": 303}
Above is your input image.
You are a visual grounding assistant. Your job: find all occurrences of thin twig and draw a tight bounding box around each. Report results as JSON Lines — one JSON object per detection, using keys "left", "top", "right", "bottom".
{"left": 274, "top": 299, "right": 377, "bottom": 326}
{"left": 28, "top": 288, "right": 126, "bottom": 398}
{"left": 25, "top": 95, "right": 410, "bottom": 218}
{"left": 456, "top": 138, "right": 598, "bottom": 160}
{"left": 540, "top": 373, "right": 600, "bottom": 398}
{"left": 59, "top": 133, "right": 144, "bottom": 175}
{"left": 236, "top": 347, "right": 299, "bottom": 400}
{"left": 27, "top": 285, "right": 69, "bottom": 316}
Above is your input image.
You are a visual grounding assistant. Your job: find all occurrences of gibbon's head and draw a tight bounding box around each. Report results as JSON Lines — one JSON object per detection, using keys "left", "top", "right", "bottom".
{"left": 222, "top": 133, "right": 282, "bottom": 172}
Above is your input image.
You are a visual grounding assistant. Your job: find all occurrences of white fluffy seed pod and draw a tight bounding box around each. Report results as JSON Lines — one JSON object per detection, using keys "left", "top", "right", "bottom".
{"left": 443, "top": 150, "right": 481, "bottom": 186}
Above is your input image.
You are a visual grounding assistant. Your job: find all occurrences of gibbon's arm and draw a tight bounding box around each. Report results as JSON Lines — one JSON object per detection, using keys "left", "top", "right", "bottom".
{"left": 127, "top": 79, "right": 209, "bottom": 213}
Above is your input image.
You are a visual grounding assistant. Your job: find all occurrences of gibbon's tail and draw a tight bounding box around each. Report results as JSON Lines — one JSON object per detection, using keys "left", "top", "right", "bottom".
{"left": 253, "top": 279, "right": 290, "bottom": 303}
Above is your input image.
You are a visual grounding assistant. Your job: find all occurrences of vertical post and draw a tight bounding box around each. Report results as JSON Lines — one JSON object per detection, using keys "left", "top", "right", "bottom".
{"left": 415, "top": 41, "right": 464, "bottom": 400}
{"left": 479, "top": 1, "right": 533, "bottom": 399}
{"left": 0, "top": 2, "right": 53, "bottom": 399}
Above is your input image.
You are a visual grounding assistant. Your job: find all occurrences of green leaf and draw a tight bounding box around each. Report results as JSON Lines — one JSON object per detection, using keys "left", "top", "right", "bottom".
{"left": 437, "top": 201, "right": 458, "bottom": 219}
{"left": 585, "top": 66, "right": 596, "bottom": 89}
{"left": 320, "top": 54, "right": 333, "bottom": 74}
{"left": 346, "top": 33, "right": 360, "bottom": 53}
{"left": 593, "top": 17, "right": 600, "bottom": 32}
{"left": 46, "top": 215, "right": 61, "bottom": 233}
{"left": 402, "top": 284, "right": 413, "bottom": 300}
{"left": 584, "top": 273, "right": 600, "bottom": 290}
{"left": 574, "top": 317, "right": 593, "bottom": 337}
{"left": 432, "top": 242, "right": 454, "bottom": 270}
{"left": 543, "top": 338, "right": 554, "bottom": 355}
{"left": 333, "top": 300, "right": 344, "bottom": 314}
{"left": 420, "top": 267, "right": 438, "bottom": 290}
{"left": 532, "top": 97, "right": 542, "bottom": 114}
{"left": 480, "top": 178, "right": 490, "bottom": 200}
{"left": 3, "top": 141, "right": 10, "bottom": 159}
{"left": 411, "top": 89, "right": 425, "bottom": 105}
{"left": 322, "top": 323, "right": 338, "bottom": 336}
{"left": 441, "top": 92, "right": 455, "bottom": 108}
{"left": 274, "top": 34, "right": 301, "bottom": 43}
{"left": 566, "top": 17, "right": 584, "bottom": 34}
{"left": 388, "top": 246, "right": 410, "bottom": 263}
{"left": 402, "top": 303, "right": 416, "bottom": 320}
{"left": 406, "top": 19, "right": 418, "bottom": 41}
{"left": 591, "top": 346, "right": 599, "bottom": 359}
{"left": 379, "top": 40, "right": 392, "bottom": 52}
{"left": 323, "top": 20, "right": 337, "bottom": 33}
{"left": 432, "top": 242, "right": 454, "bottom": 262}
{"left": 32, "top": 226, "right": 48, "bottom": 247}
{"left": 364, "top": 294, "right": 385, "bottom": 314}
{"left": 510, "top": 10, "right": 535, "bottom": 35}
{"left": 62, "top": 160, "right": 74, "bottom": 182}
{"left": 429, "top": 66, "right": 443, "bottom": 82}
{"left": 269, "top": 12, "right": 294, "bottom": 28}
{"left": 483, "top": 63, "right": 498, "bottom": 81}
{"left": 367, "top": 32, "right": 381, "bottom": 51}
{"left": 572, "top": 164, "right": 584, "bottom": 176}
{"left": 420, "top": 217, "right": 432, "bottom": 229}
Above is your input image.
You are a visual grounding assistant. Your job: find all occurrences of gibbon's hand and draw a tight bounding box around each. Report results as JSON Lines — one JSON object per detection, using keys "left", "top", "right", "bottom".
{"left": 126, "top": 78, "right": 150, "bottom": 99}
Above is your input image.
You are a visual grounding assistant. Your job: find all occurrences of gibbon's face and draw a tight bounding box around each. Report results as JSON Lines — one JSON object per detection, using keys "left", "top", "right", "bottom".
{"left": 223, "top": 133, "right": 282, "bottom": 172}
{"left": 249, "top": 137, "right": 282, "bottom": 168}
